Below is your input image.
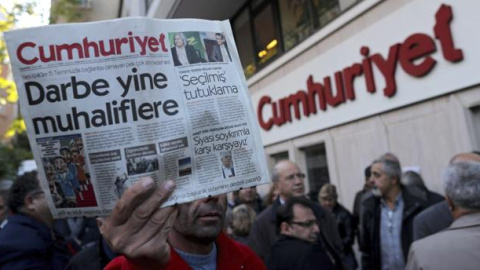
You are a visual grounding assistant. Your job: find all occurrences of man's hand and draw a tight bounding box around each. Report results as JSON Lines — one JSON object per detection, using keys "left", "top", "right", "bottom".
{"left": 98, "top": 177, "right": 178, "bottom": 267}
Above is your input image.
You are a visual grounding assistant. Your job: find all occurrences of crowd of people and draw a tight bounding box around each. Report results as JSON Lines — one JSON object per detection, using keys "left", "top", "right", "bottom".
{"left": 0, "top": 151, "right": 479, "bottom": 270}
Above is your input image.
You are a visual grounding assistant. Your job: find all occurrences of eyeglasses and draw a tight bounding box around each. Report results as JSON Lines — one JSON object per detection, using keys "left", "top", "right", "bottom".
{"left": 290, "top": 219, "right": 317, "bottom": 228}
{"left": 28, "top": 190, "right": 45, "bottom": 198}
{"left": 285, "top": 173, "right": 306, "bottom": 181}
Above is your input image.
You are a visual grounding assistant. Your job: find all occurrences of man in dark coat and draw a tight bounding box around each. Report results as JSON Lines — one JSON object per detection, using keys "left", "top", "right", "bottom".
{"left": 353, "top": 166, "right": 373, "bottom": 229}
{"left": 248, "top": 160, "right": 344, "bottom": 264}
{"left": 319, "top": 184, "right": 357, "bottom": 270}
{"left": 402, "top": 170, "right": 444, "bottom": 207}
{"left": 267, "top": 196, "right": 339, "bottom": 270}
{"left": 360, "top": 158, "right": 427, "bottom": 270}
{"left": 0, "top": 171, "right": 73, "bottom": 270}
{"left": 210, "top": 33, "right": 231, "bottom": 62}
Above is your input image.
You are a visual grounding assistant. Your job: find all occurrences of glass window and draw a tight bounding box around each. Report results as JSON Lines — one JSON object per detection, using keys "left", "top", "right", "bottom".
{"left": 252, "top": 3, "right": 279, "bottom": 65}
{"left": 278, "top": 0, "right": 315, "bottom": 50}
{"left": 312, "top": 0, "right": 341, "bottom": 27}
{"left": 270, "top": 151, "right": 289, "bottom": 164}
{"left": 470, "top": 105, "right": 480, "bottom": 150}
{"left": 303, "top": 144, "right": 330, "bottom": 200}
{"left": 231, "top": 0, "right": 362, "bottom": 78}
{"left": 233, "top": 10, "right": 256, "bottom": 78}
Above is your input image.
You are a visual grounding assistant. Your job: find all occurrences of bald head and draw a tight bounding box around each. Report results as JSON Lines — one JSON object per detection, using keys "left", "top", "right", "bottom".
{"left": 272, "top": 160, "right": 305, "bottom": 201}
{"left": 450, "top": 153, "right": 480, "bottom": 164}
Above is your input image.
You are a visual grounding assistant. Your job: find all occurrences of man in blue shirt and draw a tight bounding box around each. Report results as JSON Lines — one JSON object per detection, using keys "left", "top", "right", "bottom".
{"left": 360, "top": 157, "right": 427, "bottom": 270}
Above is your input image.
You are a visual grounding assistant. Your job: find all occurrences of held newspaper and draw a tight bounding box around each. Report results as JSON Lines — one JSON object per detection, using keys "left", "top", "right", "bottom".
{"left": 5, "top": 17, "right": 270, "bottom": 218}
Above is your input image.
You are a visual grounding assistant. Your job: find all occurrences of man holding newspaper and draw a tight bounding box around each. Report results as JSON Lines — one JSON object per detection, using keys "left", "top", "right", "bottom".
{"left": 100, "top": 177, "right": 266, "bottom": 269}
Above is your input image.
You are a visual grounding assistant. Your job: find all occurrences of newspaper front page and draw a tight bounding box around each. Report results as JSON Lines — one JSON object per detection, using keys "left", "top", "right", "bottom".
{"left": 5, "top": 18, "right": 270, "bottom": 218}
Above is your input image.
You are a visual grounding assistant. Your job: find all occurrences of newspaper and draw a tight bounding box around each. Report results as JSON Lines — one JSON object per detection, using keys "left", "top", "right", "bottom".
{"left": 5, "top": 17, "right": 270, "bottom": 218}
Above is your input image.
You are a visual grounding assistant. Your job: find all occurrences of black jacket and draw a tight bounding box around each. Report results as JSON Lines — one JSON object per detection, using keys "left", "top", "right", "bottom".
{"left": 266, "top": 235, "right": 339, "bottom": 270}
{"left": 66, "top": 238, "right": 117, "bottom": 270}
{"left": 248, "top": 197, "right": 345, "bottom": 266}
{"left": 210, "top": 43, "right": 231, "bottom": 62}
{"left": 359, "top": 187, "right": 427, "bottom": 270}
{"left": 0, "top": 214, "right": 72, "bottom": 270}
{"left": 171, "top": 45, "right": 201, "bottom": 66}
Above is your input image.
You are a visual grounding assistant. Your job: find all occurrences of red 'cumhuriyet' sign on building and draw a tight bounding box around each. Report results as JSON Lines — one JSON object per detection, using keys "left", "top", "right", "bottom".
{"left": 257, "top": 4, "right": 463, "bottom": 131}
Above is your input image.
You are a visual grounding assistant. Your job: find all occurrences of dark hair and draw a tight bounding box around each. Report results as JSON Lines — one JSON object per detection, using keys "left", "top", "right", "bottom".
{"left": 402, "top": 171, "right": 426, "bottom": 190}
{"left": 8, "top": 171, "right": 40, "bottom": 213}
{"left": 0, "top": 190, "right": 8, "bottom": 203}
{"left": 276, "top": 196, "right": 315, "bottom": 233}
{"left": 60, "top": 146, "right": 71, "bottom": 153}
{"left": 372, "top": 158, "right": 402, "bottom": 183}
{"left": 364, "top": 165, "right": 371, "bottom": 178}
{"left": 215, "top": 33, "right": 224, "bottom": 39}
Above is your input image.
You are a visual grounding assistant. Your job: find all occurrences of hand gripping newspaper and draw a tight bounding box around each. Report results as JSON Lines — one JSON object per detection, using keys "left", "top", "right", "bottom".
{"left": 5, "top": 18, "right": 270, "bottom": 218}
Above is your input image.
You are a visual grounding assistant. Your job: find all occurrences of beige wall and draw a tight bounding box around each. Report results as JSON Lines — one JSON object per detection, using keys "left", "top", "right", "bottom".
{"left": 262, "top": 86, "right": 480, "bottom": 210}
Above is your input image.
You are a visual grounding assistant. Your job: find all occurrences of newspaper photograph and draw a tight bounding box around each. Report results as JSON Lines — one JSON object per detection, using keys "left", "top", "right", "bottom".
{"left": 5, "top": 17, "right": 270, "bottom": 218}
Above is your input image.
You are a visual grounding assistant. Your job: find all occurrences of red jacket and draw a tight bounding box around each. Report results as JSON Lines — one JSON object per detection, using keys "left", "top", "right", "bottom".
{"left": 105, "top": 233, "right": 266, "bottom": 270}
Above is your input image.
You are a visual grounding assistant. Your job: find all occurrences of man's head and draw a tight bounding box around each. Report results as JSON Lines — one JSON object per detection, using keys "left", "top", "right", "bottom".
{"left": 380, "top": 152, "right": 400, "bottom": 164}
{"left": 318, "top": 184, "right": 337, "bottom": 212}
{"left": 364, "top": 165, "right": 374, "bottom": 190}
{"left": 450, "top": 152, "right": 480, "bottom": 164}
{"left": 277, "top": 196, "right": 319, "bottom": 243}
{"left": 220, "top": 151, "right": 233, "bottom": 168}
{"left": 231, "top": 204, "right": 256, "bottom": 237}
{"left": 8, "top": 171, "right": 53, "bottom": 227}
{"left": 0, "top": 190, "right": 9, "bottom": 222}
{"left": 443, "top": 161, "right": 480, "bottom": 217}
{"left": 170, "top": 194, "right": 227, "bottom": 246}
{"left": 215, "top": 33, "right": 225, "bottom": 45}
{"left": 272, "top": 160, "right": 305, "bottom": 201}
{"left": 53, "top": 156, "right": 66, "bottom": 172}
{"left": 69, "top": 140, "right": 78, "bottom": 152}
{"left": 402, "top": 170, "right": 427, "bottom": 191}
{"left": 60, "top": 147, "right": 72, "bottom": 163}
{"left": 45, "top": 161, "right": 55, "bottom": 178}
{"left": 235, "top": 186, "right": 257, "bottom": 204}
{"left": 74, "top": 138, "right": 83, "bottom": 151}
{"left": 370, "top": 158, "right": 401, "bottom": 198}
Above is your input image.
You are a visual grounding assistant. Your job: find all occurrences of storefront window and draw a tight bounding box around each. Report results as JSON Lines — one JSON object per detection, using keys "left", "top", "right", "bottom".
{"left": 470, "top": 105, "right": 480, "bottom": 150}
{"left": 233, "top": 10, "right": 256, "bottom": 78}
{"left": 253, "top": 3, "right": 280, "bottom": 65}
{"left": 303, "top": 144, "right": 330, "bottom": 200}
{"left": 313, "top": 0, "right": 341, "bottom": 27}
{"left": 278, "top": 0, "right": 315, "bottom": 50}
{"left": 231, "top": 0, "right": 361, "bottom": 78}
{"left": 270, "top": 151, "right": 289, "bottom": 164}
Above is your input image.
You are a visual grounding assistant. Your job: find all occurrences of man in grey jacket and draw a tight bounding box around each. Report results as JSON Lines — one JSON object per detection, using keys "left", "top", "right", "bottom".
{"left": 406, "top": 160, "right": 480, "bottom": 270}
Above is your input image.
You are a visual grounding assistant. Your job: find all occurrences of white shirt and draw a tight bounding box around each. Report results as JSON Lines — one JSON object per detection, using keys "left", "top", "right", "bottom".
{"left": 222, "top": 166, "right": 235, "bottom": 178}
{"left": 177, "top": 46, "right": 189, "bottom": 65}
{"left": 220, "top": 44, "right": 230, "bottom": 62}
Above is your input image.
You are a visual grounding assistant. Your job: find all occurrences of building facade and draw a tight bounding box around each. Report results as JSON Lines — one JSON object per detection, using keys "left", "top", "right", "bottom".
{"left": 119, "top": 0, "right": 480, "bottom": 209}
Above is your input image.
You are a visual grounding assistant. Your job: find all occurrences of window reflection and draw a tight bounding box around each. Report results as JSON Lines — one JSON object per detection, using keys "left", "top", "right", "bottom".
{"left": 313, "top": 0, "right": 341, "bottom": 27}
{"left": 279, "top": 0, "right": 315, "bottom": 50}
{"left": 233, "top": 10, "right": 256, "bottom": 78}
{"left": 232, "top": 0, "right": 360, "bottom": 78}
{"left": 253, "top": 4, "right": 279, "bottom": 65}
{"left": 304, "top": 144, "right": 330, "bottom": 200}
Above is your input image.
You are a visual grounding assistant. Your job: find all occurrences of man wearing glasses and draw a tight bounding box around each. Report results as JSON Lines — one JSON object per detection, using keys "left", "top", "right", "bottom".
{"left": 0, "top": 171, "right": 72, "bottom": 269}
{"left": 266, "top": 196, "right": 339, "bottom": 269}
{"left": 248, "top": 160, "right": 344, "bottom": 264}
